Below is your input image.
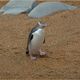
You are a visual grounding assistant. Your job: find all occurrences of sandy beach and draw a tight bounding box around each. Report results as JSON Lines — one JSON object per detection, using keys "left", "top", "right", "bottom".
{"left": 0, "top": 1, "right": 80, "bottom": 79}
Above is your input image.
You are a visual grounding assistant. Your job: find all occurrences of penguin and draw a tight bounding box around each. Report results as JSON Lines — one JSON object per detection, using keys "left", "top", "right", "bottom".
{"left": 26, "top": 21, "right": 47, "bottom": 60}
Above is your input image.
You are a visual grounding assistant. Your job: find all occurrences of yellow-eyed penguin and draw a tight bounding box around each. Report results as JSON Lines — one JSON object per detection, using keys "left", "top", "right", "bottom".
{"left": 26, "top": 21, "right": 47, "bottom": 60}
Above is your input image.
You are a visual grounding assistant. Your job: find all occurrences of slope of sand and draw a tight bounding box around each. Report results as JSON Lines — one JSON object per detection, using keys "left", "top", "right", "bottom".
{"left": 0, "top": 1, "right": 80, "bottom": 80}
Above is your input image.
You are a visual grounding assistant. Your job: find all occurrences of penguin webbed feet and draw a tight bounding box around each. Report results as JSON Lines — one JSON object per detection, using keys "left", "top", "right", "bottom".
{"left": 30, "top": 56, "right": 37, "bottom": 60}
{"left": 26, "top": 49, "right": 47, "bottom": 60}
{"left": 39, "top": 49, "right": 47, "bottom": 56}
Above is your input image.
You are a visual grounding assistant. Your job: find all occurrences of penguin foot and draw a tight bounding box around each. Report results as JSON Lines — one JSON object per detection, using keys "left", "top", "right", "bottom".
{"left": 30, "top": 56, "right": 37, "bottom": 60}
{"left": 40, "top": 52, "right": 46, "bottom": 56}
{"left": 39, "top": 49, "right": 47, "bottom": 56}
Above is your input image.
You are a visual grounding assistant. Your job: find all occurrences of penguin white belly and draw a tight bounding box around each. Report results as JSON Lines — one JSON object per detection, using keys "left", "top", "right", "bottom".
{"left": 30, "top": 29, "right": 44, "bottom": 50}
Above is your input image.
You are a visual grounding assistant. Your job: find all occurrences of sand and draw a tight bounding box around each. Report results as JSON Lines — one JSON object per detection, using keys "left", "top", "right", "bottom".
{"left": 0, "top": 1, "right": 80, "bottom": 80}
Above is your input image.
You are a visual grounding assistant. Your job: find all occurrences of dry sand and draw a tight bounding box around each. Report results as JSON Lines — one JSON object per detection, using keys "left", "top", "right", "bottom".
{"left": 0, "top": 1, "right": 80, "bottom": 80}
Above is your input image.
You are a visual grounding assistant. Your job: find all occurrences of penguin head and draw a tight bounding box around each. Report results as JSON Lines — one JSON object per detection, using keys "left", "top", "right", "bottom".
{"left": 37, "top": 21, "right": 47, "bottom": 29}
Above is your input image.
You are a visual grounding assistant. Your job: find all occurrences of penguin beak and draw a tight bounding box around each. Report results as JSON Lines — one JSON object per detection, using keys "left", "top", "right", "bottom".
{"left": 38, "top": 21, "right": 47, "bottom": 28}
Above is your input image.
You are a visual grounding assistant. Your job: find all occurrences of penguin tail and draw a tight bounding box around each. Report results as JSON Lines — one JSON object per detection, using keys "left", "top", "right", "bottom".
{"left": 26, "top": 50, "right": 29, "bottom": 54}
{"left": 26, "top": 48, "right": 29, "bottom": 55}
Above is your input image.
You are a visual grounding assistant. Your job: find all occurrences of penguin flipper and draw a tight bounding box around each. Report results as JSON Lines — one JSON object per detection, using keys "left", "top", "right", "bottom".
{"left": 30, "top": 34, "right": 33, "bottom": 41}
{"left": 26, "top": 34, "right": 33, "bottom": 54}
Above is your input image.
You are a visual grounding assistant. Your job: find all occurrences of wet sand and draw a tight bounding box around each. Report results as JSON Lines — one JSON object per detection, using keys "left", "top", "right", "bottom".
{"left": 0, "top": 1, "right": 80, "bottom": 80}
